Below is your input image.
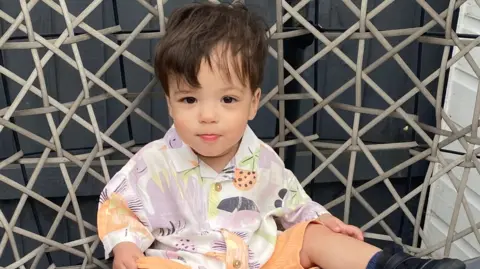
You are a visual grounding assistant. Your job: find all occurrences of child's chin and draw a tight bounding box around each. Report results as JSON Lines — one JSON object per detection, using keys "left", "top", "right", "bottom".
{"left": 192, "top": 147, "right": 224, "bottom": 157}
{"left": 196, "top": 150, "right": 225, "bottom": 158}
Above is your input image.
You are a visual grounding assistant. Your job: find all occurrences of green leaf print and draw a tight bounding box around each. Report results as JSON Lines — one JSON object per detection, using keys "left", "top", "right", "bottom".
{"left": 153, "top": 169, "right": 168, "bottom": 192}
{"left": 208, "top": 184, "right": 220, "bottom": 219}
{"left": 181, "top": 166, "right": 199, "bottom": 183}
{"left": 239, "top": 147, "right": 260, "bottom": 170}
{"left": 284, "top": 180, "right": 303, "bottom": 209}
{"left": 287, "top": 191, "right": 301, "bottom": 208}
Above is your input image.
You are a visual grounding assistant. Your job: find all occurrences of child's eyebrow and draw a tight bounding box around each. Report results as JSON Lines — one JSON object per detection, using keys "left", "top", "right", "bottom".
{"left": 173, "top": 88, "right": 197, "bottom": 95}
{"left": 174, "top": 86, "right": 245, "bottom": 94}
{"left": 219, "top": 86, "right": 245, "bottom": 92}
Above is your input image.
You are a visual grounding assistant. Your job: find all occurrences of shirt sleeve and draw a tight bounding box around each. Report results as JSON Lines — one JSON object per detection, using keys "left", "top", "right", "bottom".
{"left": 97, "top": 161, "right": 155, "bottom": 259}
{"left": 275, "top": 168, "right": 330, "bottom": 230}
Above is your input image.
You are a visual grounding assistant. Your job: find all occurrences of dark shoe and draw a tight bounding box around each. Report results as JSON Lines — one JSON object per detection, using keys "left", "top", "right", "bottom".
{"left": 382, "top": 251, "right": 465, "bottom": 269}
{"left": 377, "top": 244, "right": 465, "bottom": 269}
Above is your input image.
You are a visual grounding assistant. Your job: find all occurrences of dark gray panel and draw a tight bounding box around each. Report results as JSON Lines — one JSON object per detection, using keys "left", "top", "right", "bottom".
{"left": 418, "top": 0, "right": 451, "bottom": 130}
{"left": 52, "top": 0, "right": 109, "bottom": 150}
{"left": 310, "top": 176, "right": 426, "bottom": 248}
{"left": 0, "top": 199, "right": 71, "bottom": 267}
{"left": 0, "top": 164, "right": 122, "bottom": 200}
{"left": 310, "top": 150, "right": 430, "bottom": 183}
{"left": 0, "top": 168, "right": 24, "bottom": 200}
{"left": 304, "top": 1, "right": 438, "bottom": 182}
{"left": 2, "top": 50, "right": 53, "bottom": 155}
{"left": 0, "top": 200, "right": 25, "bottom": 267}
{"left": 32, "top": 198, "right": 71, "bottom": 267}
{"left": 67, "top": 197, "right": 104, "bottom": 265}
{"left": 18, "top": 201, "right": 50, "bottom": 269}
{"left": 115, "top": 1, "right": 155, "bottom": 144}
{"left": 0, "top": 2, "right": 28, "bottom": 39}
{"left": 250, "top": 56, "right": 281, "bottom": 138}
{"left": 0, "top": 45, "right": 17, "bottom": 159}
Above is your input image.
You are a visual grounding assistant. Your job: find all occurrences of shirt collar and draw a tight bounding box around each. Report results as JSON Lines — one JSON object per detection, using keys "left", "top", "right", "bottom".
{"left": 164, "top": 124, "right": 260, "bottom": 175}
{"left": 233, "top": 125, "right": 260, "bottom": 172}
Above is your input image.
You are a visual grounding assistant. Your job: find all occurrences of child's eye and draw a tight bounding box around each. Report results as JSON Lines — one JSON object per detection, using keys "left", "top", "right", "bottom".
{"left": 222, "top": 96, "right": 237, "bottom": 104}
{"left": 180, "top": 97, "right": 196, "bottom": 104}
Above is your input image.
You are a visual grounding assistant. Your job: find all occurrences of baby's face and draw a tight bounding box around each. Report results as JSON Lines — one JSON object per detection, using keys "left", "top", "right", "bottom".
{"left": 166, "top": 52, "right": 260, "bottom": 161}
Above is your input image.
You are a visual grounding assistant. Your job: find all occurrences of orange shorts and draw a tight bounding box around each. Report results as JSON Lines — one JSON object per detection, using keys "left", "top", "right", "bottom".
{"left": 262, "top": 220, "right": 315, "bottom": 269}
{"left": 137, "top": 221, "right": 317, "bottom": 269}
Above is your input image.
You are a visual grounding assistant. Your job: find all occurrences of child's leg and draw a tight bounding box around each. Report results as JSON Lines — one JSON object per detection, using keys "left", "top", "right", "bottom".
{"left": 300, "top": 224, "right": 466, "bottom": 269}
{"left": 299, "top": 224, "right": 380, "bottom": 269}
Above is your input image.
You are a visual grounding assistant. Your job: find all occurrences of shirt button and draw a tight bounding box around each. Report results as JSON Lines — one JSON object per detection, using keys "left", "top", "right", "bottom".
{"left": 233, "top": 260, "right": 242, "bottom": 268}
{"left": 215, "top": 183, "right": 222, "bottom": 192}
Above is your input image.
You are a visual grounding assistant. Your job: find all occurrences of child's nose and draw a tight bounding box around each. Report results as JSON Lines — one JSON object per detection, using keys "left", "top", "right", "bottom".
{"left": 199, "top": 105, "right": 218, "bottom": 123}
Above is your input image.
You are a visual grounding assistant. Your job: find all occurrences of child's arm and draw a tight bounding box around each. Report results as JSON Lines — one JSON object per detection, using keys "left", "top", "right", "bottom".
{"left": 276, "top": 168, "right": 364, "bottom": 240}
{"left": 274, "top": 168, "right": 331, "bottom": 230}
{"left": 97, "top": 169, "right": 155, "bottom": 259}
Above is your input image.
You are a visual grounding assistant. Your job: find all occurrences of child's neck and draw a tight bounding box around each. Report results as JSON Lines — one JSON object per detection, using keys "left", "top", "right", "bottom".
{"left": 197, "top": 143, "right": 240, "bottom": 173}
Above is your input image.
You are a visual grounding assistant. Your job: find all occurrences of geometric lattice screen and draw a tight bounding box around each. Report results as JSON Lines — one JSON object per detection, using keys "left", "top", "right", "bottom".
{"left": 0, "top": 0, "right": 480, "bottom": 268}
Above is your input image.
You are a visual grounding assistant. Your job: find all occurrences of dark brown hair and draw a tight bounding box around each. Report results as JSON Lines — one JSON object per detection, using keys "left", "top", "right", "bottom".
{"left": 154, "top": 2, "right": 268, "bottom": 95}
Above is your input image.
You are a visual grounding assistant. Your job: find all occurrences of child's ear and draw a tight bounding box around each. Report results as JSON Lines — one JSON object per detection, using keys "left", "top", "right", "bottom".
{"left": 249, "top": 88, "right": 261, "bottom": 120}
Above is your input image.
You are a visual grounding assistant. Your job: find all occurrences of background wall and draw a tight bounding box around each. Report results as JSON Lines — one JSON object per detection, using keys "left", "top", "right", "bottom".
{"left": 423, "top": 0, "right": 480, "bottom": 260}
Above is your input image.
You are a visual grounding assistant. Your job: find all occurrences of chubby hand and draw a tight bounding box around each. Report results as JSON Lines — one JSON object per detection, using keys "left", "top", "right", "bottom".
{"left": 112, "top": 242, "right": 145, "bottom": 269}
{"left": 316, "top": 214, "right": 364, "bottom": 241}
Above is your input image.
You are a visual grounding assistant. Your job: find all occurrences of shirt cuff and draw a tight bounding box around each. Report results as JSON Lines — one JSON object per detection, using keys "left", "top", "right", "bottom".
{"left": 101, "top": 228, "right": 153, "bottom": 259}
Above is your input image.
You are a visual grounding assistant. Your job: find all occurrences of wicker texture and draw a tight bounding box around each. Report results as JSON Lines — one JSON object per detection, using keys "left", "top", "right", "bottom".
{"left": 0, "top": 0, "right": 480, "bottom": 268}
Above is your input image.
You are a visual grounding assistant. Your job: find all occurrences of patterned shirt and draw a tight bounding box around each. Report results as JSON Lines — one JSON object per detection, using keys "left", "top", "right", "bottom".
{"left": 97, "top": 125, "right": 330, "bottom": 269}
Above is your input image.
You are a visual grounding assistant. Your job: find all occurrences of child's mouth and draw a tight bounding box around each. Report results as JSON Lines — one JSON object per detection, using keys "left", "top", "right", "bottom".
{"left": 199, "top": 134, "right": 220, "bottom": 142}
